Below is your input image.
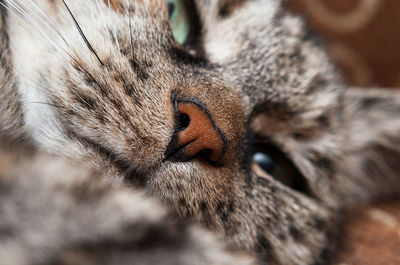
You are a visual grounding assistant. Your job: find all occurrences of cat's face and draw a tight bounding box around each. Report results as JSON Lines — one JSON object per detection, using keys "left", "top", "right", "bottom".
{"left": 10, "top": 0, "right": 337, "bottom": 202}
{"left": 10, "top": 0, "right": 248, "bottom": 211}
{"left": 6, "top": 0, "right": 400, "bottom": 264}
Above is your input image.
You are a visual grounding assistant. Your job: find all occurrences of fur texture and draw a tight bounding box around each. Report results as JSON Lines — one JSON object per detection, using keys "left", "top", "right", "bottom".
{"left": 0, "top": 148, "right": 254, "bottom": 265}
{"left": 0, "top": 0, "right": 399, "bottom": 264}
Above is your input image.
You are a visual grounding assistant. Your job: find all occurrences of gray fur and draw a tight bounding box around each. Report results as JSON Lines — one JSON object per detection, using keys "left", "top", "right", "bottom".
{"left": 0, "top": 0, "right": 399, "bottom": 265}
{"left": 0, "top": 148, "right": 254, "bottom": 265}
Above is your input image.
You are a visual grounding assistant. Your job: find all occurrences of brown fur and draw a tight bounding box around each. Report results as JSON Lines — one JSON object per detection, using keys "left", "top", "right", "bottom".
{"left": 103, "top": 0, "right": 120, "bottom": 11}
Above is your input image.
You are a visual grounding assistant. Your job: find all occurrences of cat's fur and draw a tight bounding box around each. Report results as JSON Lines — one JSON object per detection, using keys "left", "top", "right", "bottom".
{"left": 0, "top": 0, "right": 400, "bottom": 264}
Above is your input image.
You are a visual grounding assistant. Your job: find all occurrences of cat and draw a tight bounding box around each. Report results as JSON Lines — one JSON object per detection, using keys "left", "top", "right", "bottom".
{"left": 1, "top": 0, "right": 400, "bottom": 264}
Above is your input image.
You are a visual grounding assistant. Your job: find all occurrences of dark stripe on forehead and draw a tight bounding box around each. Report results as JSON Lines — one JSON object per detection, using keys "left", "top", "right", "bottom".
{"left": 218, "top": 0, "right": 247, "bottom": 18}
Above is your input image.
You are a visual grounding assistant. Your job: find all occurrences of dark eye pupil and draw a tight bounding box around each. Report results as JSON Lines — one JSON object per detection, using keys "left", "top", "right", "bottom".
{"left": 253, "top": 152, "right": 275, "bottom": 174}
{"left": 168, "top": 3, "right": 175, "bottom": 17}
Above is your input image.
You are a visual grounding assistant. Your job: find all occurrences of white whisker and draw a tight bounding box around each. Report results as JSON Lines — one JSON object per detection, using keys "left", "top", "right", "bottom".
{"left": 24, "top": 0, "right": 69, "bottom": 46}
{"left": 0, "top": 2, "right": 46, "bottom": 46}
{"left": 3, "top": 0, "right": 71, "bottom": 63}
{"left": 95, "top": 0, "right": 112, "bottom": 45}
{"left": 108, "top": 0, "right": 120, "bottom": 51}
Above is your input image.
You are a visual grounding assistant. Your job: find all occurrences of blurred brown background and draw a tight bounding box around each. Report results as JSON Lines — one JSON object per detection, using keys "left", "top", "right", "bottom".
{"left": 287, "top": 0, "right": 400, "bottom": 88}
{"left": 286, "top": 1, "right": 400, "bottom": 264}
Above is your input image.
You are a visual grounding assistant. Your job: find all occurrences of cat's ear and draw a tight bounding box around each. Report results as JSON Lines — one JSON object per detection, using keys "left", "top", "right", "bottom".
{"left": 342, "top": 87, "right": 400, "bottom": 148}
{"left": 332, "top": 87, "right": 400, "bottom": 201}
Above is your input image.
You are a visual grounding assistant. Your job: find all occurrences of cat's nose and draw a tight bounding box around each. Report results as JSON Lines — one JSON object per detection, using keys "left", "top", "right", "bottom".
{"left": 165, "top": 100, "right": 226, "bottom": 164}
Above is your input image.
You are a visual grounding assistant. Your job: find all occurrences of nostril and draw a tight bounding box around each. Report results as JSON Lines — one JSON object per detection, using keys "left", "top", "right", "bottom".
{"left": 198, "top": 149, "right": 212, "bottom": 159}
{"left": 165, "top": 99, "right": 226, "bottom": 164}
{"left": 177, "top": 113, "right": 190, "bottom": 132}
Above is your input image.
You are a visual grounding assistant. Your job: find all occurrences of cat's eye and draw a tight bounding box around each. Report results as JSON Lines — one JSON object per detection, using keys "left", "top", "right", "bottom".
{"left": 252, "top": 142, "right": 313, "bottom": 196}
{"left": 166, "top": 0, "right": 191, "bottom": 45}
{"left": 252, "top": 150, "right": 289, "bottom": 185}
{"left": 253, "top": 152, "right": 275, "bottom": 175}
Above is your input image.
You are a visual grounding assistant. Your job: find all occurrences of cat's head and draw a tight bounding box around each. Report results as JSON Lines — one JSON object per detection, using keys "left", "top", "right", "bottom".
{"left": 6, "top": 0, "right": 400, "bottom": 264}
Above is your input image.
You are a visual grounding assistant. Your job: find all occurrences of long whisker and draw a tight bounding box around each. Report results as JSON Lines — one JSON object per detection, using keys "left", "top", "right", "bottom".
{"left": 27, "top": 102, "right": 62, "bottom": 108}
{"left": 2, "top": 0, "right": 71, "bottom": 63}
{"left": 2, "top": 1, "right": 98, "bottom": 113}
{"left": 13, "top": 51, "right": 96, "bottom": 112}
{"left": 25, "top": 0, "right": 69, "bottom": 46}
{"left": 95, "top": 0, "right": 112, "bottom": 46}
{"left": 61, "top": 0, "right": 104, "bottom": 66}
{"left": 108, "top": 0, "right": 120, "bottom": 51}
{"left": 6, "top": 0, "right": 57, "bottom": 46}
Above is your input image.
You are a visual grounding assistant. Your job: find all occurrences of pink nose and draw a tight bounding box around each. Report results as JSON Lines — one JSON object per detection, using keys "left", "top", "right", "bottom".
{"left": 165, "top": 101, "right": 225, "bottom": 163}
